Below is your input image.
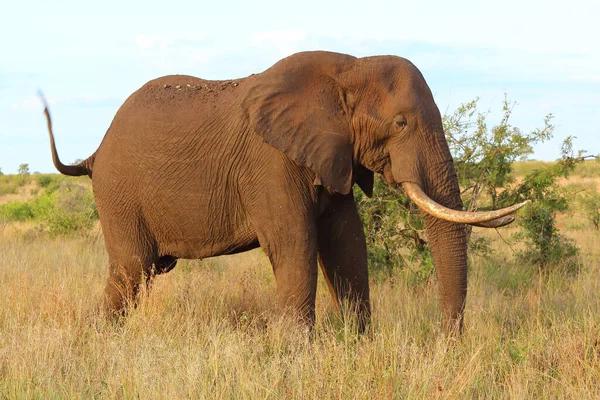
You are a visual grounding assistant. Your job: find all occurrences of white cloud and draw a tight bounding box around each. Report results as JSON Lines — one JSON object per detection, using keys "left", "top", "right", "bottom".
{"left": 187, "top": 53, "right": 212, "bottom": 63}
{"left": 11, "top": 95, "right": 119, "bottom": 111}
{"left": 131, "top": 34, "right": 211, "bottom": 51}
{"left": 309, "top": 0, "right": 599, "bottom": 59}
{"left": 125, "top": 34, "right": 215, "bottom": 71}
{"left": 11, "top": 97, "right": 43, "bottom": 111}
{"left": 134, "top": 35, "right": 167, "bottom": 50}
{"left": 569, "top": 75, "right": 600, "bottom": 83}
{"left": 249, "top": 30, "right": 307, "bottom": 44}
{"left": 248, "top": 30, "right": 311, "bottom": 58}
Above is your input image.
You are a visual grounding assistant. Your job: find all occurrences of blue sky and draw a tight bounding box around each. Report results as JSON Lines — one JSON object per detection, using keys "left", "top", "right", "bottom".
{"left": 1, "top": 0, "right": 598, "bottom": 173}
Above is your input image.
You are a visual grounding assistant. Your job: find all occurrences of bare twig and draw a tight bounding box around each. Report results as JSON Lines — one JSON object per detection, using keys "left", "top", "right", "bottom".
{"left": 494, "top": 228, "right": 515, "bottom": 254}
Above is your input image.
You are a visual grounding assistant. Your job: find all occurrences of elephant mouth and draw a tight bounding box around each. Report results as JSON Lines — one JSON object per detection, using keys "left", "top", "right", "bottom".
{"left": 402, "top": 182, "right": 528, "bottom": 227}
{"left": 382, "top": 164, "right": 395, "bottom": 184}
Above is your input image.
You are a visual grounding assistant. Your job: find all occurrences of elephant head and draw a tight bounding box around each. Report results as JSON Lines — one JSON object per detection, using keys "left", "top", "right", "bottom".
{"left": 243, "top": 51, "right": 525, "bottom": 333}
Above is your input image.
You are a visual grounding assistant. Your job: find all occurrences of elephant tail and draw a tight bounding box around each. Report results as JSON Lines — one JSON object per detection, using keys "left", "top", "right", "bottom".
{"left": 40, "top": 92, "right": 95, "bottom": 178}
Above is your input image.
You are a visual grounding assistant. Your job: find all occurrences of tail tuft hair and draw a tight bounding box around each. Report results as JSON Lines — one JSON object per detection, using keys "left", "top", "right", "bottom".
{"left": 40, "top": 91, "right": 94, "bottom": 177}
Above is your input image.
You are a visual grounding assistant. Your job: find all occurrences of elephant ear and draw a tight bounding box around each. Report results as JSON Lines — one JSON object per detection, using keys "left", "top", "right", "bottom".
{"left": 242, "top": 54, "right": 355, "bottom": 194}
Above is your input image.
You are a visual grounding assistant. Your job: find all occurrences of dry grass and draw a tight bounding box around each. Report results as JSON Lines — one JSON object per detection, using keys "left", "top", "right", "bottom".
{"left": 512, "top": 159, "right": 600, "bottom": 179}
{"left": 1, "top": 174, "right": 599, "bottom": 398}
{"left": 1, "top": 231, "right": 599, "bottom": 398}
{"left": 0, "top": 182, "right": 38, "bottom": 205}
{"left": 0, "top": 175, "right": 92, "bottom": 206}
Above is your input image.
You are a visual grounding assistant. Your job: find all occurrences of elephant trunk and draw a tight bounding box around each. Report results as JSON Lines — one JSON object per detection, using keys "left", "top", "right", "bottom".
{"left": 389, "top": 112, "right": 524, "bottom": 333}
{"left": 424, "top": 213, "right": 468, "bottom": 333}
{"left": 424, "top": 125, "right": 469, "bottom": 333}
{"left": 388, "top": 118, "right": 469, "bottom": 333}
{"left": 424, "top": 151, "right": 468, "bottom": 333}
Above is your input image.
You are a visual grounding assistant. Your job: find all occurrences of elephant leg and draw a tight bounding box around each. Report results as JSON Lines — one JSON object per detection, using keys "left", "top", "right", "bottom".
{"left": 256, "top": 220, "right": 319, "bottom": 327}
{"left": 103, "top": 257, "right": 153, "bottom": 317}
{"left": 100, "top": 216, "right": 157, "bottom": 317}
{"left": 317, "top": 192, "right": 371, "bottom": 333}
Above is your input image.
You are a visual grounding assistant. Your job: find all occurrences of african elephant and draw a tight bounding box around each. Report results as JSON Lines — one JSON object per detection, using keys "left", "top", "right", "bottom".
{"left": 44, "top": 51, "right": 525, "bottom": 334}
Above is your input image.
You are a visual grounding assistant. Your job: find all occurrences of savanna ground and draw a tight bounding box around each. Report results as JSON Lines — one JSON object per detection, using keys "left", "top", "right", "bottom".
{"left": 0, "top": 163, "right": 599, "bottom": 399}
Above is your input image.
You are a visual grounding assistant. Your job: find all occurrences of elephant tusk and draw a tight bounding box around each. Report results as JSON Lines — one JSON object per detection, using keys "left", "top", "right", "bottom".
{"left": 470, "top": 215, "right": 515, "bottom": 228}
{"left": 402, "top": 182, "right": 528, "bottom": 225}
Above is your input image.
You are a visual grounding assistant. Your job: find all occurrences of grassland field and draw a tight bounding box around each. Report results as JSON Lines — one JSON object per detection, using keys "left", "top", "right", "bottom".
{"left": 0, "top": 161, "right": 599, "bottom": 398}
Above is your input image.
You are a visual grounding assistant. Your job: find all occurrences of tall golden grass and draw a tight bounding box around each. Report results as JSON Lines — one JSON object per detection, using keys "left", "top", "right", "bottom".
{"left": 511, "top": 159, "right": 600, "bottom": 178}
{"left": 0, "top": 172, "right": 599, "bottom": 398}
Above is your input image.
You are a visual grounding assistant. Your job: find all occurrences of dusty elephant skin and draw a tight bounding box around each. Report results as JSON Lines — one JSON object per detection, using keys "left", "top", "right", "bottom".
{"left": 44, "top": 51, "right": 524, "bottom": 334}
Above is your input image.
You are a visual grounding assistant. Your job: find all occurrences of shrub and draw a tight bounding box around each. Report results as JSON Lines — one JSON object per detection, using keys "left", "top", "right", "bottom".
{"left": 0, "top": 180, "right": 98, "bottom": 236}
{"left": 514, "top": 203, "right": 579, "bottom": 273}
{"left": 576, "top": 186, "right": 600, "bottom": 230}
{"left": 17, "top": 164, "right": 30, "bottom": 175}
{"left": 502, "top": 138, "right": 585, "bottom": 274}
{"left": 16, "top": 164, "right": 30, "bottom": 186}
{"left": 0, "top": 201, "right": 34, "bottom": 221}
{"left": 444, "top": 95, "right": 554, "bottom": 212}
{"left": 443, "top": 97, "right": 588, "bottom": 274}
{"left": 33, "top": 181, "right": 98, "bottom": 236}
{"left": 355, "top": 178, "right": 432, "bottom": 282}
{"left": 36, "top": 175, "right": 54, "bottom": 188}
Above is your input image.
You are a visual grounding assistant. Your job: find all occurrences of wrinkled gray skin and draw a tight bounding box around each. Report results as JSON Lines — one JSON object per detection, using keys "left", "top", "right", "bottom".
{"left": 47, "top": 51, "right": 474, "bottom": 334}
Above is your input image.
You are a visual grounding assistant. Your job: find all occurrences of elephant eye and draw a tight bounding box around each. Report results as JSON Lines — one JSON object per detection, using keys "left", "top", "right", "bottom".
{"left": 394, "top": 115, "right": 407, "bottom": 129}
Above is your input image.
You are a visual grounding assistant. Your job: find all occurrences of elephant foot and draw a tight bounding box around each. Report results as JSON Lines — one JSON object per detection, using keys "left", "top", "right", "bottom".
{"left": 102, "top": 261, "right": 152, "bottom": 318}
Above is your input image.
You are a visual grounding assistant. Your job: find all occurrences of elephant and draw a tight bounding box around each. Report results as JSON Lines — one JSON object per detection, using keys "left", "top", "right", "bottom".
{"left": 43, "top": 51, "right": 525, "bottom": 334}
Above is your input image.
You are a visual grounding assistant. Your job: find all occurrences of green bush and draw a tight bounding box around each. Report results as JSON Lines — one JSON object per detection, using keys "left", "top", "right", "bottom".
{"left": 0, "top": 180, "right": 98, "bottom": 236}
{"left": 514, "top": 203, "right": 579, "bottom": 273}
{"left": 0, "top": 201, "right": 34, "bottom": 221}
{"left": 355, "top": 177, "right": 433, "bottom": 283}
{"left": 444, "top": 95, "right": 554, "bottom": 212}
{"left": 34, "top": 181, "right": 98, "bottom": 236}
{"left": 443, "top": 97, "right": 587, "bottom": 274}
{"left": 36, "top": 175, "right": 54, "bottom": 188}
{"left": 501, "top": 138, "right": 583, "bottom": 274}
